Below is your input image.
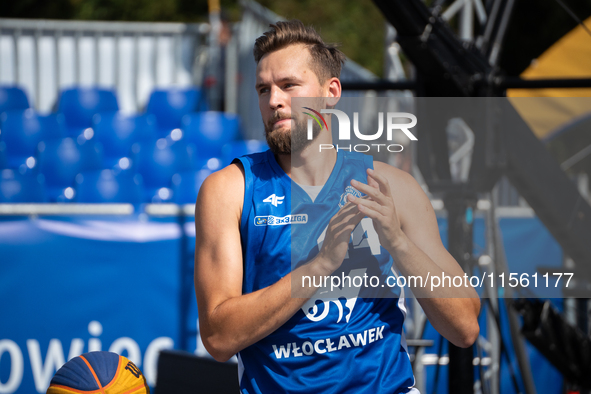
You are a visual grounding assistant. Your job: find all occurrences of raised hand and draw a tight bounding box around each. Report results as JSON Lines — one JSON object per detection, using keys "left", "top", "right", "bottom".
{"left": 317, "top": 197, "right": 366, "bottom": 273}
{"left": 347, "top": 168, "right": 405, "bottom": 253}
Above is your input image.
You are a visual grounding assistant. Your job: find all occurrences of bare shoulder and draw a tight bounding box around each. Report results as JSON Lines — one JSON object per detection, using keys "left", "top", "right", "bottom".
{"left": 196, "top": 162, "right": 245, "bottom": 221}
{"left": 373, "top": 160, "right": 426, "bottom": 199}
{"left": 373, "top": 160, "right": 433, "bottom": 228}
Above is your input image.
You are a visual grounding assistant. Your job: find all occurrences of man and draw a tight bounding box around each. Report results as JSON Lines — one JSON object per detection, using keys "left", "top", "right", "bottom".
{"left": 194, "top": 20, "right": 480, "bottom": 393}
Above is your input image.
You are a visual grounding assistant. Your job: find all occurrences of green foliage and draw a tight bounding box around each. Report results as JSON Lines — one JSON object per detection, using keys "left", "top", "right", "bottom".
{"left": 70, "top": 0, "right": 191, "bottom": 22}
{"left": 0, "top": 0, "right": 214, "bottom": 22}
{"left": 0, "top": 0, "right": 78, "bottom": 20}
{"left": 256, "top": 0, "right": 385, "bottom": 76}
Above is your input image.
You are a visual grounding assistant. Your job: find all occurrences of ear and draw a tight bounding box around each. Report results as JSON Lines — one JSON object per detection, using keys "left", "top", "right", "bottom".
{"left": 325, "top": 77, "right": 341, "bottom": 107}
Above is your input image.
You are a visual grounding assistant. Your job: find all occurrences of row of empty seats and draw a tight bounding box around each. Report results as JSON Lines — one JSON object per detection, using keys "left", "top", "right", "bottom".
{"left": 0, "top": 85, "right": 208, "bottom": 137}
{"left": 0, "top": 167, "right": 215, "bottom": 204}
{"left": 0, "top": 86, "right": 268, "bottom": 204}
{"left": 1, "top": 108, "right": 245, "bottom": 168}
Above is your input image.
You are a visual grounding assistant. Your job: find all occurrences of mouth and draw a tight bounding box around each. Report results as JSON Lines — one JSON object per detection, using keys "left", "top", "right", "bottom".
{"left": 274, "top": 118, "right": 290, "bottom": 126}
{"left": 270, "top": 117, "right": 292, "bottom": 130}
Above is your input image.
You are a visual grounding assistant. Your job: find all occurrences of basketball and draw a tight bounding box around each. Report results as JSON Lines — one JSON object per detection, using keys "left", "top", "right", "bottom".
{"left": 46, "top": 351, "right": 150, "bottom": 394}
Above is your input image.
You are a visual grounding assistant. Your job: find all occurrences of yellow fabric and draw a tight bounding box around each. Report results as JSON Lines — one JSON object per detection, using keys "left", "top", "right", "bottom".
{"left": 103, "top": 358, "right": 149, "bottom": 394}
{"left": 507, "top": 97, "right": 591, "bottom": 140}
{"left": 507, "top": 16, "right": 591, "bottom": 139}
{"left": 47, "top": 386, "right": 83, "bottom": 394}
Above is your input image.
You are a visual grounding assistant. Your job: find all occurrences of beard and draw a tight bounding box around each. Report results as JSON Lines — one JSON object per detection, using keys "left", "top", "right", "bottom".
{"left": 264, "top": 111, "right": 322, "bottom": 155}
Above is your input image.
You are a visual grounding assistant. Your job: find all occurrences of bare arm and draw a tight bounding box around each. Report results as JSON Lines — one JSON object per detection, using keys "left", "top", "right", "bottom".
{"left": 194, "top": 163, "right": 364, "bottom": 361}
{"left": 348, "top": 162, "right": 480, "bottom": 348}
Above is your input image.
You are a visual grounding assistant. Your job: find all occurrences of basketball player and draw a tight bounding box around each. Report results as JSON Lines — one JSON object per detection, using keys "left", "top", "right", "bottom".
{"left": 194, "top": 20, "right": 480, "bottom": 393}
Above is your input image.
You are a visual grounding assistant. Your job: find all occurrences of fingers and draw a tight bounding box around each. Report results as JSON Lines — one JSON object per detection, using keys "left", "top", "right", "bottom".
{"left": 352, "top": 208, "right": 365, "bottom": 225}
{"left": 347, "top": 194, "right": 384, "bottom": 216}
{"left": 350, "top": 178, "right": 387, "bottom": 205}
{"left": 367, "top": 168, "right": 392, "bottom": 197}
{"left": 367, "top": 174, "right": 380, "bottom": 189}
{"left": 336, "top": 198, "right": 361, "bottom": 216}
{"left": 327, "top": 204, "right": 366, "bottom": 246}
{"left": 348, "top": 195, "right": 389, "bottom": 222}
{"left": 330, "top": 199, "right": 365, "bottom": 228}
{"left": 355, "top": 200, "right": 382, "bottom": 220}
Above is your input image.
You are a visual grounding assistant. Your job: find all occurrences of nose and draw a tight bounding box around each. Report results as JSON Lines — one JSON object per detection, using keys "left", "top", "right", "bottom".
{"left": 268, "top": 86, "right": 286, "bottom": 110}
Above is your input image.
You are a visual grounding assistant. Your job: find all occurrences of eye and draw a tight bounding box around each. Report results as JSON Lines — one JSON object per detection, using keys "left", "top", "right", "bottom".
{"left": 258, "top": 87, "right": 269, "bottom": 95}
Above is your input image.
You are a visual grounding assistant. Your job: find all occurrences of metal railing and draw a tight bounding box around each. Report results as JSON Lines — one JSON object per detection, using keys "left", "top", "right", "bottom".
{"left": 0, "top": 18, "right": 209, "bottom": 113}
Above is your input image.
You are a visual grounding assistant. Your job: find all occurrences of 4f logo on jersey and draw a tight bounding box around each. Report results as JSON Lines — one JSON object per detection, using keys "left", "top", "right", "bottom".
{"left": 263, "top": 194, "right": 285, "bottom": 207}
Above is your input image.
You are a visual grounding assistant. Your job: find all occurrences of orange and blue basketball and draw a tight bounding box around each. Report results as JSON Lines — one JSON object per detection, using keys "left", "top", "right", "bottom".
{"left": 47, "top": 351, "right": 149, "bottom": 394}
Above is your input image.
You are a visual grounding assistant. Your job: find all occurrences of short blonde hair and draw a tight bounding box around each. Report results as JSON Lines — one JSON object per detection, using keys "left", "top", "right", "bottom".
{"left": 253, "top": 20, "right": 346, "bottom": 83}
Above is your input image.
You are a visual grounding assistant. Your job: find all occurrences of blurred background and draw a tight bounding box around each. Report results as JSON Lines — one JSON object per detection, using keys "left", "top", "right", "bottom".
{"left": 1, "top": 0, "right": 590, "bottom": 393}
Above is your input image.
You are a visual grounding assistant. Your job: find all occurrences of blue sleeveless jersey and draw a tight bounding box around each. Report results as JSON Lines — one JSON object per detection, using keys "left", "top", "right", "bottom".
{"left": 236, "top": 149, "right": 417, "bottom": 394}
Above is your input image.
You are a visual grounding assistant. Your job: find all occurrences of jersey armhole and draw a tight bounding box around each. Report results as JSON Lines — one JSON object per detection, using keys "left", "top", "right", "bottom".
{"left": 232, "top": 157, "right": 252, "bottom": 233}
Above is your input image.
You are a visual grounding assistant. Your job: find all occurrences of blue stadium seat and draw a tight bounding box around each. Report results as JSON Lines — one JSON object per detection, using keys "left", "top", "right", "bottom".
{"left": 92, "top": 112, "right": 157, "bottom": 168}
{"left": 57, "top": 88, "right": 119, "bottom": 137}
{"left": 133, "top": 138, "right": 192, "bottom": 202}
{"left": 74, "top": 169, "right": 143, "bottom": 204}
{"left": 221, "top": 140, "right": 269, "bottom": 166}
{"left": 181, "top": 111, "right": 241, "bottom": 160}
{"left": 0, "top": 169, "right": 45, "bottom": 203}
{"left": 0, "top": 86, "right": 29, "bottom": 113}
{"left": 0, "top": 142, "right": 8, "bottom": 169}
{"left": 171, "top": 169, "right": 212, "bottom": 204}
{"left": 0, "top": 109, "right": 66, "bottom": 168}
{"left": 146, "top": 88, "right": 205, "bottom": 135}
{"left": 37, "top": 137, "right": 103, "bottom": 201}
{"left": 39, "top": 113, "right": 67, "bottom": 140}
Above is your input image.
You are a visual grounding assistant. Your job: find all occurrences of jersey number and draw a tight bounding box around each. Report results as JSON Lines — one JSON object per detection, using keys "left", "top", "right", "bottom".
{"left": 317, "top": 218, "right": 381, "bottom": 259}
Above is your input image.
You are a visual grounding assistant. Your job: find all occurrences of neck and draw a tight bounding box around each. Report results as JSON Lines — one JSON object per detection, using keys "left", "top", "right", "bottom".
{"left": 275, "top": 129, "right": 336, "bottom": 186}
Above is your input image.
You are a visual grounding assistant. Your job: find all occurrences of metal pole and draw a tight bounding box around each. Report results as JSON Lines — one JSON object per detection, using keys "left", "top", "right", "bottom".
{"left": 460, "top": 0, "right": 474, "bottom": 41}
{"left": 224, "top": 28, "right": 238, "bottom": 114}
{"left": 173, "top": 33, "right": 181, "bottom": 85}
{"left": 576, "top": 175, "right": 590, "bottom": 340}
{"left": 485, "top": 190, "right": 501, "bottom": 394}
{"left": 34, "top": 28, "right": 41, "bottom": 110}
{"left": 113, "top": 32, "right": 120, "bottom": 93}
{"left": 74, "top": 30, "right": 81, "bottom": 85}
{"left": 94, "top": 31, "right": 101, "bottom": 86}
{"left": 133, "top": 33, "right": 140, "bottom": 111}
{"left": 411, "top": 304, "right": 429, "bottom": 393}
{"left": 491, "top": 196, "right": 537, "bottom": 394}
{"left": 208, "top": 0, "right": 222, "bottom": 111}
{"left": 13, "top": 28, "right": 21, "bottom": 86}
{"left": 488, "top": 0, "right": 515, "bottom": 67}
{"left": 444, "top": 192, "right": 476, "bottom": 394}
{"left": 481, "top": 0, "right": 503, "bottom": 55}
{"left": 153, "top": 33, "right": 159, "bottom": 88}
{"left": 55, "top": 30, "right": 61, "bottom": 100}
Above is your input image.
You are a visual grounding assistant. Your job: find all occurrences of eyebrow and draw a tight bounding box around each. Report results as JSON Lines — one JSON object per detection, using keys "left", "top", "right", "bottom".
{"left": 256, "top": 76, "right": 301, "bottom": 91}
